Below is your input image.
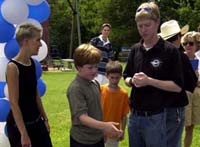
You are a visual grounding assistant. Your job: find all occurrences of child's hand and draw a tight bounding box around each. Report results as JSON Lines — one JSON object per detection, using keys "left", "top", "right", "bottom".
{"left": 103, "top": 122, "right": 123, "bottom": 137}
{"left": 118, "top": 131, "right": 125, "bottom": 141}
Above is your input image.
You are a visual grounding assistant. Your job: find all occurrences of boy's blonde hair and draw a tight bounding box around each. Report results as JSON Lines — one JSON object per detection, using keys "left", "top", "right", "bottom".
{"left": 135, "top": 2, "right": 160, "bottom": 22}
{"left": 106, "top": 61, "right": 122, "bottom": 75}
{"left": 181, "top": 31, "right": 200, "bottom": 50}
{"left": 15, "top": 22, "right": 43, "bottom": 46}
{"left": 73, "top": 44, "right": 101, "bottom": 67}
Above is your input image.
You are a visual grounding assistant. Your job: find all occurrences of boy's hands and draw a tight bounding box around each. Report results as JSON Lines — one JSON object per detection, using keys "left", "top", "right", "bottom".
{"left": 103, "top": 122, "right": 123, "bottom": 138}
{"left": 118, "top": 131, "right": 125, "bottom": 141}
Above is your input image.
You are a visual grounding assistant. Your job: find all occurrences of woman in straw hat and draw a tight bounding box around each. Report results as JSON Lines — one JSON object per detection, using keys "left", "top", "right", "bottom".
{"left": 181, "top": 31, "right": 200, "bottom": 147}
{"left": 159, "top": 20, "right": 197, "bottom": 147}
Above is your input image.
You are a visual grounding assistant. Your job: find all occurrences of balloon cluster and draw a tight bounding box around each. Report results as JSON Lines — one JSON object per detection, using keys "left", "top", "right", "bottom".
{"left": 0, "top": 0, "right": 50, "bottom": 146}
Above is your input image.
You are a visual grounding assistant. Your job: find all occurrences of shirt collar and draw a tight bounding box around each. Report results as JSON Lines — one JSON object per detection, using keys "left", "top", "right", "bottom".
{"left": 99, "top": 34, "right": 110, "bottom": 45}
{"left": 139, "top": 37, "right": 165, "bottom": 52}
{"left": 76, "top": 75, "right": 95, "bottom": 86}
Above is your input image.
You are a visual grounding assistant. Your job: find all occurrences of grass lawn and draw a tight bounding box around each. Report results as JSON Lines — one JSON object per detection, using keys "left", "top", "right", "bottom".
{"left": 41, "top": 71, "right": 200, "bottom": 147}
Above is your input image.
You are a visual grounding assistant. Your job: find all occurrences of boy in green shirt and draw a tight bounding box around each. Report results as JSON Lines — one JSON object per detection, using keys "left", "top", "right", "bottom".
{"left": 67, "top": 44, "right": 122, "bottom": 147}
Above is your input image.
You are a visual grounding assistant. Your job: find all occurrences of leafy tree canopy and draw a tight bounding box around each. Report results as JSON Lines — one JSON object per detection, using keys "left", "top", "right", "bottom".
{"left": 49, "top": 0, "right": 200, "bottom": 58}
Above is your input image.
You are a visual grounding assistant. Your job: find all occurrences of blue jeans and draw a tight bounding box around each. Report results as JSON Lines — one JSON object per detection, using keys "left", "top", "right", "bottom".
{"left": 128, "top": 111, "right": 167, "bottom": 147}
{"left": 166, "top": 107, "right": 185, "bottom": 147}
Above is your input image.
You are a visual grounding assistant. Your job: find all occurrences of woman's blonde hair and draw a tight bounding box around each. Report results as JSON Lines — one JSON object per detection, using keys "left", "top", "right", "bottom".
{"left": 73, "top": 43, "right": 101, "bottom": 67}
{"left": 181, "top": 31, "right": 200, "bottom": 50}
{"left": 135, "top": 2, "right": 160, "bottom": 22}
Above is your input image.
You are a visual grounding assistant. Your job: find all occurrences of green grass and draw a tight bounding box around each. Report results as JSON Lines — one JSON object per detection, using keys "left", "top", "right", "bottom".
{"left": 41, "top": 71, "right": 200, "bottom": 147}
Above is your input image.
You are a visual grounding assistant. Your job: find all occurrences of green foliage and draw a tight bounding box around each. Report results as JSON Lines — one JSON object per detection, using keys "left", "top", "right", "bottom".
{"left": 78, "top": 0, "right": 102, "bottom": 42}
{"left": 49, "top": 0, "right": 72, "bottom": 57}
{"left": 49, "top": 0, "right": 200, "bottom": 56}
{"left": 102, "top": 0, "right": 137, "bottom": 47}
{"left": 158, "top": 0, "right": 200, "bottom": 31}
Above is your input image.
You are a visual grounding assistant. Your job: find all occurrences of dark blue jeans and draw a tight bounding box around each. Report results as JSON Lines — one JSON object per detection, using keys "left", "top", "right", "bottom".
{"left": 166, "top": 107, "right": 185, "bottom": 147}
{"left": 128, "top": 111, "right": 167, "bottom": 147}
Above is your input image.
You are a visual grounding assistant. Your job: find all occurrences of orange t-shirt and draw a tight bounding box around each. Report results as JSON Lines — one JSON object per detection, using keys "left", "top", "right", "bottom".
{"left": 101, "top": 84, "right": 130, "bottom": 131}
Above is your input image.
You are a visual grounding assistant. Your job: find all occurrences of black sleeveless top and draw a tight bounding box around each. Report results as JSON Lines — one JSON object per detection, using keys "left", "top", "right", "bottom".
{"left": 6, "top": 58, "right": 40, "bottom": 126}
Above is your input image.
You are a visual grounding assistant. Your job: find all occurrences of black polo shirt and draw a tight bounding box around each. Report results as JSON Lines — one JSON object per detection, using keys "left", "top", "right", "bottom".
{"left": 123, "top": 38, "right": 186, "bottom": 111}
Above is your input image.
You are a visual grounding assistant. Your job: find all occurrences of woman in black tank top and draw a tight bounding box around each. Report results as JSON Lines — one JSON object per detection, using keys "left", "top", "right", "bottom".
{"left": 6, "top": 22, "right": 52, "bottom": 147}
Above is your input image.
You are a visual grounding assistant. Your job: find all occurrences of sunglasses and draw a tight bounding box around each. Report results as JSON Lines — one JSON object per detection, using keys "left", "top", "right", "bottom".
{"left": 182, "top": 42, "right": 194, "bottom": 46}
{"left": 102, "top": 23, "right": 111, "bottom": 28}
{"left": 136, "top": 6, "right": 152, "bottom": 13}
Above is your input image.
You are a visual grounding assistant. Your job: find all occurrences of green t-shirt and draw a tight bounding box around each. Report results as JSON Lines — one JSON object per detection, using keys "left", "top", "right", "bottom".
{"left": 67, "top": 75, "right": 103, "bottom": 144}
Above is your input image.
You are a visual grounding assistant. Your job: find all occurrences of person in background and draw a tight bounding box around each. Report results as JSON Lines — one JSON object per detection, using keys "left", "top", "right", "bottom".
{"left": 67, "top": 44, "right": 122, "bottom": 147}
{"left": 90, "top": 23, "right": 114, "bottom": 85}
{"left": 6, "top": 22, "right": 52, "bottom": 147}
{"left": 123, "top": 2, "right": 184, "bottom": 147}
{"left": 159, "top": 20, "right": 197, "bottom": 147}
{"left": 181, "top": 31, "right": 200, "bottom": 147}
{"left": 101, "top": 61, "right": 130, "bottom": 147}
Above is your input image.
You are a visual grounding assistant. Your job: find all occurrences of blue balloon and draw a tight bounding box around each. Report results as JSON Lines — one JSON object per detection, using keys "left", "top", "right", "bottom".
{"left": 37, "top": 78, "right": 46, "bottom": 97}
{"left": 4, "top": 39, "right": 20, "bottom": 60}
{"left": 0, "top": 99, "right": 10, "bottom": 122}
{"left": 0, "top": 6, "right": 15, "bottom": 43}
{"left": 28, "top": 1, "right": 50, "bottom": 23}
{"left": 33, "top": 59, "right": 42, "bottom": 79}
{"left": 0, "top": 82, "right": 6, "bottom": 98}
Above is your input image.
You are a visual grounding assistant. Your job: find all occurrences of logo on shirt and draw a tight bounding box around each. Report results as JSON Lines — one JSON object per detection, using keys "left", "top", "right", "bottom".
{"left": 150, "top": 59, "right": 162, "bottom": 68}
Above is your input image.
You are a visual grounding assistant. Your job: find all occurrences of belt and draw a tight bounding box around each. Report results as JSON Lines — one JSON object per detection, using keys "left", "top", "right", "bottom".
{"left": 131, "top": 109, "right": 164, "bottom": 117}
{"left": 14, "top": 115, "right": 42, "bottom": 127}
{"left": 25, "top": 115, "right": 42, "bottom": 125}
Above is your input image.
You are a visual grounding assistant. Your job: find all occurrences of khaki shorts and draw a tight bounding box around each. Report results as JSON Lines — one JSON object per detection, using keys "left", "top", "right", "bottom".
{"left": 185, "top": 87, "right": 200, "bottom": 126}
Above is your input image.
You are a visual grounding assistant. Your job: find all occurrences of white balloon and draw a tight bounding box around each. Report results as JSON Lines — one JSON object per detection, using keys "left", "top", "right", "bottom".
{"left": 0, "top": 43, "right": 6, "bottom": 57}
{"left": 25, "top": 0, "right": 44, "bottom": 5}
{"left": 0, "top": 133, "right": 10, "bottom": 147}
{"left": 0, "top": 57, "right": 9, "bottom": 82}
{"left": 19, "top": 18, "right": 43, "bottom": 36}
{"left": 21, "top": 18, "right": 42, "bottom": 31}
{"left": 195, "top": 50, "right": 200, "bottom": 60}
{"left": 0, "top": 122, "right": 6, "bottom": 134}
{"left": 32, "top": 40, "right": 48, "bottom": 61}
{"left": 1, "top": 0, "right": 29, "bottom": 24}
{"left": 4, "top": 84, "right": 9, "bottom": 99}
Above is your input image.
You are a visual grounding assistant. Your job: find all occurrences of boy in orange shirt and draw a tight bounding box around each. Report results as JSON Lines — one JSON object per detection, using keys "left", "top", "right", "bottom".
{"left": 101, "top": 61, "right": 130, "bottom": 147}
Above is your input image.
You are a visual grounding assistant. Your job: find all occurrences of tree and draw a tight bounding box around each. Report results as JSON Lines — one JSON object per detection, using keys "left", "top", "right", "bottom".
{"left": 48, "top": 0, "right": 200, "bottom": 58}
{"left": 49, "top": 0, "right": 72, "bottom": 58}
{"left": 158, "top": 0, "right": 200, "bottom": 31}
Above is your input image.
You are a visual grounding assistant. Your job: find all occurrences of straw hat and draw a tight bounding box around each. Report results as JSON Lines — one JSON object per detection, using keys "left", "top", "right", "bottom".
{"left": 181, "top": 24, "right": 189, "bottom": 35}
{"left": 159, "top": 20, "right": 189, "bottom": 40}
